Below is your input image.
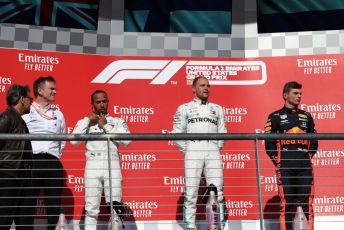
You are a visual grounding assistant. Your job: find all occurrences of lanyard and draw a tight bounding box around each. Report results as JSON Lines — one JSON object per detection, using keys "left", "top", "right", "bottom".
{"left": 32, "top": 102, "right": 57, "bottom": 120}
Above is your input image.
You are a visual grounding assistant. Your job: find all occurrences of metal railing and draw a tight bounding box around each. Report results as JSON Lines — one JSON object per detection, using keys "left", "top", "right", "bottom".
{"left": 1, "top": 133, "right": 344, "bottom": 230}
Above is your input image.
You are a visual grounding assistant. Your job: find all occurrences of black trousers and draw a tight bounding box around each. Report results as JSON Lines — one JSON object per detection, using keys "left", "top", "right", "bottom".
{"left": 0, "top": 168, "right": 34, "bottom": 230}
{"left": 277, "top": 166, "right": 314, "bottom": 230}
{"left": 31, "top": 153, "right": 64, "bottom": 230}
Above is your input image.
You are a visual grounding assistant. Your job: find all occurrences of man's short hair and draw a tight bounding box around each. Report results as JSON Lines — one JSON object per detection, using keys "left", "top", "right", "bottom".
{"left": 91, "top": 90, "right": 107, "bottom": 103}
{"left": 6, "top": 84, "right": 30, "bottom": 106}
{"left": 33, "top": 76, "right": 56, "bottom": 97}
{"left": 192, "top": 76, "right": 208, "bottom": 87}
{"left": 283, "top": 81, "right": 302, "bottom": 94}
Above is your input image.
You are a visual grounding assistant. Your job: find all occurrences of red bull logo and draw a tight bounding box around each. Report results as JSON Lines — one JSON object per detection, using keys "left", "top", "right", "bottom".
{"left": 281, "top": 127, "right": 309, "bottom": 145}
{"left": 285, "top": 127, "right": 306, "bottom": 134}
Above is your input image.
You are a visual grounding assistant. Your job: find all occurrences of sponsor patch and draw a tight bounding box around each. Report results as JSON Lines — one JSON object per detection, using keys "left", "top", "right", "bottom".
{"left": 298, "top": 114, "right": 308, "bottom": 119}
{"left": 264, "top": 127, "right": 271, "bottom": 132}
{"left": 280, "top": 114, "right": 287, "bottom": 119}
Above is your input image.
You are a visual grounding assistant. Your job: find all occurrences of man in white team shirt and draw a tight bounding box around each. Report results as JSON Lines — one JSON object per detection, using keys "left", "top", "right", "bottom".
{"left": 71, "top": 90, "right": 131, "bottom": 230}
{"left": 172, "top": 76, "right": 227, "bottom": 230}
{"left": 22, "top": 76, "right": 66, "bottom": 230}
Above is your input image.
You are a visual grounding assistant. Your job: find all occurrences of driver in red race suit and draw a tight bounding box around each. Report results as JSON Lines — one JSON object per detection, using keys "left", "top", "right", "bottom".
{"left": 264, "top": 81, "right": 318, "bottom": 230}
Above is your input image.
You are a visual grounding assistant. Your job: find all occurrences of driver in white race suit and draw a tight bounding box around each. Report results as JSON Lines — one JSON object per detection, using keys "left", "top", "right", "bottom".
{"left": 71, "top": 90, "right": 130, "bottom": 230}
{"left": 172, "top": 76, "right": 227, "bottom": 230}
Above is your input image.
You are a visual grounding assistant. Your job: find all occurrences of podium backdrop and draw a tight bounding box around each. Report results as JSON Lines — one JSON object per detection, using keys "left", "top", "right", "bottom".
{"left": 0, "top": 48, "right": 343, "bottom": 224}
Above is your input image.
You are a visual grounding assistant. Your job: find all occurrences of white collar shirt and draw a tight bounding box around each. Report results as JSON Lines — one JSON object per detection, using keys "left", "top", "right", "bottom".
{"left": 22, "top": 102, "right": 66, "bottom": 158}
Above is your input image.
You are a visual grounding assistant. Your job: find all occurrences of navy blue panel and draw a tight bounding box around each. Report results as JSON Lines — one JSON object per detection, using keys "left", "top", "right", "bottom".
{"left": 258, "top": 9, "right": 344, "bottom": 33}
{"left": 125, "top": 0, "right": 231, "bottom": 32}
{"left": 54, "top": 7, "right": 98, "bottom": 30}
{"left": 0, "top": 1, "right": 99, "bottom": 30}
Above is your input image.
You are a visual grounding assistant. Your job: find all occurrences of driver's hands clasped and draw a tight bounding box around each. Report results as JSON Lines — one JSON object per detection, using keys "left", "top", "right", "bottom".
{"left": 87, "top": 113, "right": 107, "bottom": 129}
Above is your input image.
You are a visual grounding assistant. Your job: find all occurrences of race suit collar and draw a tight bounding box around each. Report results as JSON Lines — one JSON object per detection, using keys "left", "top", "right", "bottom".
{"left": 283, "top": 105, "right": 298, "bottom": 113}
{"left": 193, "top": 98, "right": 208, "bottom": 105}
{"left": 98, "top": 112, "right": 109, "bottom": 117}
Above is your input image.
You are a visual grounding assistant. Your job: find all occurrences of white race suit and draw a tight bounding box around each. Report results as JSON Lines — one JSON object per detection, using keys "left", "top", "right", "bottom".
{"left": 71, "top": 114, "right": 130, "bottom": 230}
{"left": 172, "top": 98, "right": 227, "bottom": 229}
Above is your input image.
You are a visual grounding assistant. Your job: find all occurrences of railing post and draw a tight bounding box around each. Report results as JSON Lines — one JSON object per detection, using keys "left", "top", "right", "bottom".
{"left": 107, "top": 137, "right": 114, "bottom": 229}
{"left": 254, "top": 137, "right": 265, "bottom": 230}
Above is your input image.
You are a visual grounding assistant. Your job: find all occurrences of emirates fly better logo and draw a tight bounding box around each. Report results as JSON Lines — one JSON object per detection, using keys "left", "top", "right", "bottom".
{"left": 91, "top": 60, "right": 267, "bottom": 85}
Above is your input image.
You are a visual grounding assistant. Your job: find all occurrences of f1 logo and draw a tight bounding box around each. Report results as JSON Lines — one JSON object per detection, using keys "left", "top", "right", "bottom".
{"left": 91, "top": 60, "right": 186, "bottom": 84}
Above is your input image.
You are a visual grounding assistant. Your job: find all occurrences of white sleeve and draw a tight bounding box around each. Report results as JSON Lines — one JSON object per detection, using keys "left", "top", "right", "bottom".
{"left": 172, "top": 105, "right": 187, "bottom": 154}
{"left": 70, "top": 117, "right": 90, "bottom": 146}
{"left": 22, "top": 114, "right": 30, "bottom": 123}
{"left": 217, "top": 107, "right": 227, "bottom": 149}
{"left": 59, "top": 112, "right": 66, "bottom": 152}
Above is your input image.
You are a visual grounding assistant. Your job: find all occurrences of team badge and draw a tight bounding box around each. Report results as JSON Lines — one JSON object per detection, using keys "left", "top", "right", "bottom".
{"left": 280, "top": 114, "right": 287, "bottom": 119}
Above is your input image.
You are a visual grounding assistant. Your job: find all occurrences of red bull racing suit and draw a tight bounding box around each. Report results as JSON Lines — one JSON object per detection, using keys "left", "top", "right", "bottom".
{"left": 173, "top": 98, "right": 227, "bottom": 229}
{"left": 264, "top": 106, "right": 318, "bottom": 230}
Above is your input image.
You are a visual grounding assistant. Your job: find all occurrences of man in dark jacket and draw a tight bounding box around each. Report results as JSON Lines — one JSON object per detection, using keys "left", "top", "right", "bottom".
{"left": 0, "top": 85, "right": 34, "bottom": 230}
{"left": 264, "top": 81, "right": 318, "bottom": 230}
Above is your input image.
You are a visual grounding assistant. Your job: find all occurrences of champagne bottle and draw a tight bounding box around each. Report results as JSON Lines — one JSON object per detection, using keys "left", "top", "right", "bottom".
{"left": 293, "top": 205, "right": 308, "bottom": 230}
{"left": 55, "top": 208, "right": 69, "bottom": 230}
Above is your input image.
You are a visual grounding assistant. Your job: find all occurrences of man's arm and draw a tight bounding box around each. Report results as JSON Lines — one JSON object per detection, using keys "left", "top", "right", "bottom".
{"left": 172, "top": 105, "right": 187, "bottom": 154}
{"left": 59, "top": 112, "right": 66, "bottom": 152}
{"left": 217, "top": 106, "right": 227, "bottom": 149}
{"left": 307, "top": 113, "right": 318, "bottom": 156}
{"left": 70, "top": 117, "right": 91, "bottom": 146}
{"left": 103, "top": 118, "right": 131, "bottom": 147}
{"left": 0, "top": 113, "right": 9, "bottom": 150}
{"left": 264, "top": 114, "right": 278, "bottom": 165}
